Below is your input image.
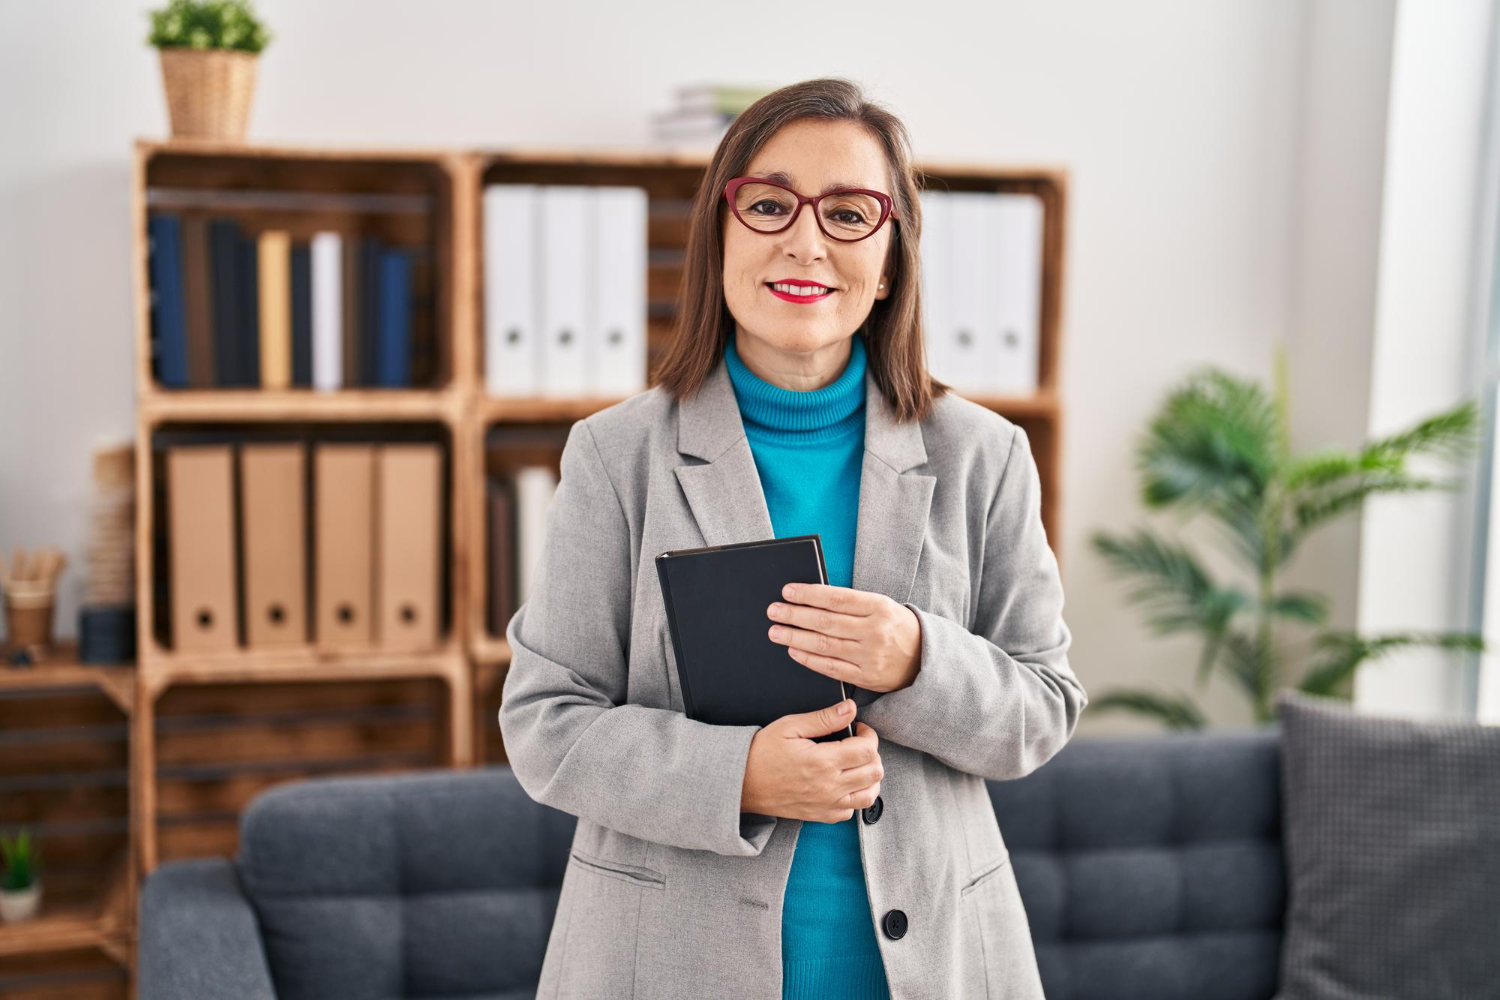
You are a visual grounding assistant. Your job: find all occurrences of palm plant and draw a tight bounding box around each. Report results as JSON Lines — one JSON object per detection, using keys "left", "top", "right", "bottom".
{"left": 1088, "top": 344, "right": 1487, "bottom": 728}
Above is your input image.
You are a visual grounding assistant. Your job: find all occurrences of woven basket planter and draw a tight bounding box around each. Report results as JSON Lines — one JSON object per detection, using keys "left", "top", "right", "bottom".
{"left": 158, "top": 48, "right": 258, "bottom": 141}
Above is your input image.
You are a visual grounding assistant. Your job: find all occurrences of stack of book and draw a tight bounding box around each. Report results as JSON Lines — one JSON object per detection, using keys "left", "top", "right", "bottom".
{"left": 147, "top": 213, "right": 432, "bottom": 390}
{"left": 649, "top": 82, "right": 773, "bottom": 146}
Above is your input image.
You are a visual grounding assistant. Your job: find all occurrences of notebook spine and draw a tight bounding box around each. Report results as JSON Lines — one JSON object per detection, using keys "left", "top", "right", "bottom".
{"left": 655, "top": 554, "right": 697, "bottom": 719}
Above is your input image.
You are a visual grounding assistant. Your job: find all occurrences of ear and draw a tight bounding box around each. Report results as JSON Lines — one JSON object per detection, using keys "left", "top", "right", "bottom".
{"left": 874, "top": 273, "right": 890, "bottom": 300}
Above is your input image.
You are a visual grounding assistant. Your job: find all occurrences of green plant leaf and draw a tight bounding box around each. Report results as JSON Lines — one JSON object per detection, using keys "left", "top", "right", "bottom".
{"left": 1138, "top": 368, "right": 1279, "bottom": 511}
{"left": 1089, "top": 527, "right": 1248, "bottom": 641}
{"left": 1299, "top": 629, "right": 1487, "bottom": 696}
{"left": 1264, "top": 590, "right": 1330, "bottom": 624}
{"left": 1082, "top": 688, "right": 1208, "bottom": 730}
{"left": 1220, "top": 630, "right": 1279, "bottom": 719}
{"left": 146, "top": 0, "right": 271, "bottom": 53}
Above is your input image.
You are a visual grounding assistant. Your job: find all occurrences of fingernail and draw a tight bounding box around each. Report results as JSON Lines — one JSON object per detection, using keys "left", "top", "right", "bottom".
{"left": 838, "top": 700, "right": 853, "bottom": 715}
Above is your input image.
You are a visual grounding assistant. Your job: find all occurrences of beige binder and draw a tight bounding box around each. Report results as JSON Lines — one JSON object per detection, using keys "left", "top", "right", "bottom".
{"left": 166, "top": 445, "right": 238, "bottom": 652}
{"left": 258, "top": 229, "right": 292, "bottom": 389}
{"left": 240, "top": 442, "right": 307, "bottom": 648}
{"left": 375, "top": 442, "right": 442, "bottom": 650}
{"left": 314, "top": 443, "right": 374, "bottom": 648}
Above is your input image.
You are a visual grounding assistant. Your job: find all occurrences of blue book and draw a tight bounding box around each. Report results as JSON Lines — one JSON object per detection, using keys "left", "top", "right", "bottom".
{"left": 147, "top": 213, "right": 189, "bottom": 388}
{"left": 208, "top": 219, "right": 241, "bottom": 387}
{"left": 358, "top": 236, "right": 382, "bottom": 386}
{"left": 375, "top": 246, "right": 414, "bottom": 387}
{"left": 290, "top": 241, "right": 312, "bottom": 387}
{"left": 238, "top": 227, "right": 260, "bottom": 387}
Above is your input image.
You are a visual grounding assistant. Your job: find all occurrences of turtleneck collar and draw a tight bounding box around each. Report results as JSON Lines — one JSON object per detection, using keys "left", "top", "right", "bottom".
{"left": 725, "top": 331, "right": 868, "bottom": 440}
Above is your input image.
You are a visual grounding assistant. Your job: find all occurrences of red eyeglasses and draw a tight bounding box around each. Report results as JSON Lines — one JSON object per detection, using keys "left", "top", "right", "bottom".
{"left": 723, "top": 176, "right": 897, "bottom": 243}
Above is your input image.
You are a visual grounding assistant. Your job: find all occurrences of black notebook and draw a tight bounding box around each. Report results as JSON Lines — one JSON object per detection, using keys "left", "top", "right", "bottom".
{"left": 656, "top": 534, "right": 856, "bottom": 744}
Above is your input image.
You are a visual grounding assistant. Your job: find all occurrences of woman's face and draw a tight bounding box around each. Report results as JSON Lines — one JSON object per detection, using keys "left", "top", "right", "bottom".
{"left": 721, "top": 118, "right": 894, "bottom": 388}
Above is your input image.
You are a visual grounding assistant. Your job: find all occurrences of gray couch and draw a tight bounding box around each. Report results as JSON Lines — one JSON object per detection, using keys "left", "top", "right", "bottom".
{"left": 136, "top": 729, "right": 1284, "bottom": 1000}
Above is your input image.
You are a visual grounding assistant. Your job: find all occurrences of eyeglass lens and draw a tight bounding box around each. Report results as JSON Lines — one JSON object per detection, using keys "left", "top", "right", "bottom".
{"left": 733, "top": 183, "right": 884, "bottom": 240}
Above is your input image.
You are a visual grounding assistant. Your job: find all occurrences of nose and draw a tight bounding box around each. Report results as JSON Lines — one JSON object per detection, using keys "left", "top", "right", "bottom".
{"left": 778, "top": 203, "right": 830, "bottom": 264}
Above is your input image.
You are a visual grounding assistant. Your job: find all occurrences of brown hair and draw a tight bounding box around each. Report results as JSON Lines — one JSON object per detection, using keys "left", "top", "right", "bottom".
{"left": 651, "top": 77, "right": 950, "bottom": 423}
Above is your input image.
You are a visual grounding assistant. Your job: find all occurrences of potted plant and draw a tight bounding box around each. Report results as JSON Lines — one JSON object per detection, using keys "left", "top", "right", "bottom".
{"left": 1088, "top": 344, "right": 1486, "bottom": 729}
{"left": 0, "top": 829, "right": 41, "bottom": 923}
{"left": 146, "top": 0, "right": 272, "bottom": 141}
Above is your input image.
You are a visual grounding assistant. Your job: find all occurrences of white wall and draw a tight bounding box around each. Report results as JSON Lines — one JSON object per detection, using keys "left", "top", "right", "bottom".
{"left": 0, "top": 0, "right": 1431, "bottom": 732}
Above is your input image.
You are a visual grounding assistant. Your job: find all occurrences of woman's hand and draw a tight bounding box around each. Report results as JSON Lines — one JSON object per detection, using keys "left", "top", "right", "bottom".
{"left": 741, "top": 698, "right": 883, "bottom": 823}
{"left": 766, "top": 583, "right": 922, "bottom": 694}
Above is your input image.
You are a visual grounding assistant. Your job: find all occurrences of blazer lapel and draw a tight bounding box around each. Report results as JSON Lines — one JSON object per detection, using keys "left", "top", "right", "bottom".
{"left": 674, "top": 348, "right": 937, "bottom": 607}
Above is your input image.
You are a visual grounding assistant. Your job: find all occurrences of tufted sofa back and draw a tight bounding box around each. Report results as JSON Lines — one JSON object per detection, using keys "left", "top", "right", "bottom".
{"left": 988, "top": 729, "right": 1285, "bottom": 1000}
{"left": 234, "top": 731, "right": 1285, "bottom": 1000}
{"left": 237, "top": 766, "right": 577, "bottom": 1000}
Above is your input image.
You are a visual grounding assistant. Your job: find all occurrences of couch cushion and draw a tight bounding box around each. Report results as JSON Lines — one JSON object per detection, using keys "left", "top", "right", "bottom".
{"left": 1273, "top": 689, "right": 1500, "bottom": 999}
{"left": 237, "top": 766, "right": 576, "bottom": 1000}
{"left": 988, "top": 729, "right": 1284, "bottom": 1000}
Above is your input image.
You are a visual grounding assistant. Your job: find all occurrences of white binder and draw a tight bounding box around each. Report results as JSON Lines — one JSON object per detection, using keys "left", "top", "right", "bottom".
{"left": 973, "top": 193, "right": 1006, "bottom": 394}
{"left": 539, "top": 185, "right": 590, "bottom": 397}
{"left": 994, "top": 193, "right": 1044, "bottom": 394}
{"left": 484, "top": 184, "right": 542, "bottom": 396}
{"left": 948, "top": 192, "right": 993, "bottom": 395}
{"left": 918, "top": 190, "right": 954, "bottom": 386}
{"left": 311, "top": 231, "right": 342, "bottom": 391}
{"left": 513, "top": 465, "right": 559, "bottom": 602}
{"left": 592, "top": 186, "right": 649, "bottom": 396}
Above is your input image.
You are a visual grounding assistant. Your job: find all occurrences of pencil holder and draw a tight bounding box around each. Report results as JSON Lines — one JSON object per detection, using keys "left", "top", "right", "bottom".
{"left": 3, "top": 586, "right": 56, "bottom": 649}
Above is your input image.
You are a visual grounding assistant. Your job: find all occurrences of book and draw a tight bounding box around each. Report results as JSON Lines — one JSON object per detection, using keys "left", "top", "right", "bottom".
{"left": 655, "top": 534, "right": 856, "bottom": 744}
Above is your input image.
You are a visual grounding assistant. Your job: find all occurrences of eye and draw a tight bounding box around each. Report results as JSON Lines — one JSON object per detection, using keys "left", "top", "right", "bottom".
{"left": 831, "top": 208, "right": 868, "bottom": 224}
{"left": 748, "top": 199, "right": 787, "bottom": 217}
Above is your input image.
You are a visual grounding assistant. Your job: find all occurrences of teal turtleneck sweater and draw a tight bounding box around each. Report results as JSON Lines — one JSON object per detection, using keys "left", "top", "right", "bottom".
{"left": 725, "top": 329, "right": 892, "bottom": 1000}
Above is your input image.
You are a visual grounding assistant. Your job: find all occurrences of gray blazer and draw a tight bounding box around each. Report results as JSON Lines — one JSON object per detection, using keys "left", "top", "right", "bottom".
{"left": 499, "top": 348, "right": 1088, "bottom": 999}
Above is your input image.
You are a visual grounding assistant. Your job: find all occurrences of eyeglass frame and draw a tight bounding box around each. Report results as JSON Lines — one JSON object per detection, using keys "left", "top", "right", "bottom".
{"left": 722, "top": 176, "right": 899, "bottom": 243}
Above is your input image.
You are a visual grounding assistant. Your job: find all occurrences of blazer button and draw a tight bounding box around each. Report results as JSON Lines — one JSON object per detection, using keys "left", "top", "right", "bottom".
{"left": 882, "top": 908, "right": 908, "bottom": 940}
{"left": 861, "top": 795, "right": 883, "bottom": 824}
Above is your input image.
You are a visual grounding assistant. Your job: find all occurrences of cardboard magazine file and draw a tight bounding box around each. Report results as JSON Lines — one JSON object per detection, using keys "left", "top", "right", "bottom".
{"left": 167, "top": 444, "right": 239, "bottom": 652}
{"left": 240, "top": 441, "right": 307, "bottom": 647}
{"left": 315, "top": 442, "right": 375, "bottom": 648}
{"left": 375, "top": 442, "right": 441, "bottom": 650}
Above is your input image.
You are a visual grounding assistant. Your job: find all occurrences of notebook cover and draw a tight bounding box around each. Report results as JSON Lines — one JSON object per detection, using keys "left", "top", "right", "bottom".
{"left": 655, "top": 534, "right": 856, "bottom": 744}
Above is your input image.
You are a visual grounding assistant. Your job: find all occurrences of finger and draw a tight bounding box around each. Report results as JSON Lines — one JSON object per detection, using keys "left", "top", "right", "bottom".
{"left": 773, "top": 622, "right": 859, "bottom": 662}
{"left": 834, "top": 780, "right": 881, "bottom": 812}
{"left": 828, "top": 729, "right": 880, "bottom": 770}
{"left": 780, "top": 583, "right": 879, "bottom": 616}
{"left": 837, "top": 760, "right": 884, "bottom": 792}
{"left": 767, "top": 600, "right": 864, "bottom": 640}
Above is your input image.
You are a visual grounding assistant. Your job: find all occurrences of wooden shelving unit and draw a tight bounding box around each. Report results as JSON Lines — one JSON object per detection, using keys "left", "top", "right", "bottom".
{"left": 126, "top": 139, "right": 481, "bottom": 898}
{"left": 1, "top": 136, "right": 1068, "bottom": 997}
{"left": 0, "top": 642, "right": 136, "bottom": 997}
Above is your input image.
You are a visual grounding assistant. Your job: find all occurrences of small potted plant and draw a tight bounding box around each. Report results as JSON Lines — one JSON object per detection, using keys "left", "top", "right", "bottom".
{"left": 146, "top": 0, "right": 273, "bottom": 141}
{"left": 0, "top": 829, "right": 41, "bottom": 923}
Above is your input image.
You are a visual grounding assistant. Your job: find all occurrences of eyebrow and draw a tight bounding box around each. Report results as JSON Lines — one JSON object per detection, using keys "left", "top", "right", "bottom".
{"left": 755, "top": 170, "right": 870, "bottom": 195}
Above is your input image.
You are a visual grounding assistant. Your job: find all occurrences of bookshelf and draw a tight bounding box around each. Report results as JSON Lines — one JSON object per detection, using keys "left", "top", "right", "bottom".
{"left": 0, "top": 642, "right": 136, "bottom": 997}
{"left": 0, "top": 136, "right": 1068, "bottom": 997}
{"left": 128, "top": 139, "right": 477, "bottom": 894}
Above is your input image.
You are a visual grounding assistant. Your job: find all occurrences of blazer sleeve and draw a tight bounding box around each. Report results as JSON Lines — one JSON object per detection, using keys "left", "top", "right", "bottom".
{"left": 498, "top": 419, "right": 776, "bottom": 857}
{"left": 857, "top": 425, "right": 1088, "bottom": 782}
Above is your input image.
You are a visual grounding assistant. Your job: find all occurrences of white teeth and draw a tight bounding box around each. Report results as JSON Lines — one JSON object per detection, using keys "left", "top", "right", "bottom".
{"left": 770, "top": 282, "right": 830, "bottom": 296}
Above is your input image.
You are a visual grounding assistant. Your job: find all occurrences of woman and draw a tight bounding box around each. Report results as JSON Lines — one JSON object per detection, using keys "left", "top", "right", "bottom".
{"left": 499, "top": 77, "right": 1087, "bottom": 1000}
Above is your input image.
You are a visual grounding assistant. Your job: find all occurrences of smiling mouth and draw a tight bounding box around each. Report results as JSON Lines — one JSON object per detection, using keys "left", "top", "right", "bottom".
{"left": 765, "top": 282, "right": 836, "bottom": 300}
